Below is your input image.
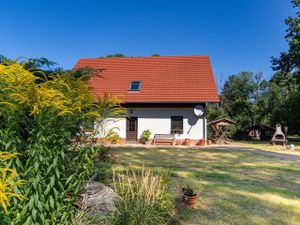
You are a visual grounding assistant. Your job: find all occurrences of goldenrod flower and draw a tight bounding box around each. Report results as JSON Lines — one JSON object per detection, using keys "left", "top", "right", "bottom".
{"left": 0, "top": 152, "right": 24, "bottom": 213}
{"left": 0, "top": 168, "right": 24, "bottom": 213}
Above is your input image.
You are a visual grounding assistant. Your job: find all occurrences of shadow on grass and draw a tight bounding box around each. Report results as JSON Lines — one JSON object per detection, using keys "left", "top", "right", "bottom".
{"left": 174, "top": 187, "right": 298, "bottom": 225}
{"left": 109, "top": 146, "right": 300, "bottom": 225}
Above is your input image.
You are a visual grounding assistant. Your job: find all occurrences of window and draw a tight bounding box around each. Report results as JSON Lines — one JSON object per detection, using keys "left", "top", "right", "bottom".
{"left": 171, "top": 116, "right": 183, "bottom": 134}
{"left": 128, "top": 118, "right": 136, "bottom": 132}
{"left": 129, "top": 81, "right": 141, "bottom": 91}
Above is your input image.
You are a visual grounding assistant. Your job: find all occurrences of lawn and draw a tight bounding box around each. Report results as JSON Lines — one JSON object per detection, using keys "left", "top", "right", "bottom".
{"left": 108, "top": 144, "right": 300, "bottom": 225}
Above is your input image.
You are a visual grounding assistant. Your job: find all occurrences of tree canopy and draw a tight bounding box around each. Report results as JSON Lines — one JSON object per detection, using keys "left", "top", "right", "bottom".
{"left": 212, "top": 0, "right": 300, "bottom": 137}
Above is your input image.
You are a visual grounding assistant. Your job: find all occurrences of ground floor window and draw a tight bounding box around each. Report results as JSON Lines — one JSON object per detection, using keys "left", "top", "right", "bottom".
{"left": 171, "top": 116, "right": 183, "bottom": 134}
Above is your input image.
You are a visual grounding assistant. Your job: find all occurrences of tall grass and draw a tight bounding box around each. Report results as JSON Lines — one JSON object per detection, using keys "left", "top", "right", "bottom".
{"left": 112, "top": 168, "right": 174, "bottom": 225}
{"left": 72, "top": 209, "right": 107, "bottom": 225}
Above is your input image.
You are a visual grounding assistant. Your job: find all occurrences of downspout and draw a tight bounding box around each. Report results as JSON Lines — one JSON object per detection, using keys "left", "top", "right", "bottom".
{"left": 203, "top": 102, "right": 207, "bottom": 141}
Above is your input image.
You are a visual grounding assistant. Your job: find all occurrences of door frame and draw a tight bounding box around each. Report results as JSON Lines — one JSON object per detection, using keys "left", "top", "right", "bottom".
{"left": 126, "top": 117, "right": 138, "bottom": 143}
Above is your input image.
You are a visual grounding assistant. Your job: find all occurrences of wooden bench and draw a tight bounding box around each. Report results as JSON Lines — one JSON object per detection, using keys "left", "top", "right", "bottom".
{"left": 153, "top": 134, "right": 175, "bottom": 145}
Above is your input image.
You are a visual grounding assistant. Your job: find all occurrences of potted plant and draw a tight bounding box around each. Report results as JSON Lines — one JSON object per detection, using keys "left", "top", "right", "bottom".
{"left": 183, "top": 138, "right": 191, "bottom": 146}
{"left": 140, "top": 129, "right": 151, "bottom": 144}
{"left": 171, "top": 128, "right": 182, "bottom": 134}
{"left": 196, "top": 139, "right": 206, "bottom": 146}
{"left": 181, "top": 180, "right": 200, "bottom": 206}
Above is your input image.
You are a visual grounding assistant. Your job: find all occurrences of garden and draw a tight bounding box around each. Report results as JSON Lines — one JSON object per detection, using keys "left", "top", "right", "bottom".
{"left": 1, "top": 1, "right": 300, "bottom": 223}
{"left": 108, "top": 144, "right": 300, "bottom": 225}
{"left": 1, "top": 53, "right": 300, "bottom": 225}
{"left": 1, "top": 61, "right": 300, "bottom": 225}
{"left": 0, "top": 60, "right": 129, "bottom": 224}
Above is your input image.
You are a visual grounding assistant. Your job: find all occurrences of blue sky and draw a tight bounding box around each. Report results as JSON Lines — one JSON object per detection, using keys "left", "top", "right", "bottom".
{"left": 0, "top": 0, "right": 296, "bottom": 85}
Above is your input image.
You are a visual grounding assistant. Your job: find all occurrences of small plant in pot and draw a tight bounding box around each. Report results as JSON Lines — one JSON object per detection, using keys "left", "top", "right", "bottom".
{"left": 181, "top": 180, "right": 200, "bottom": 206}
{"left": 171, "top": 128, "right": 182, "bottom": 134}
{"left": 140, "top": 129, "right": 151, "bottom": 144}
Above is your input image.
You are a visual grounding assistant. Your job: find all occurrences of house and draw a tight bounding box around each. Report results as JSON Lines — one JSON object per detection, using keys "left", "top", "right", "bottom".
{"left": 245, "top": 124, "right": 275, "bottom": 140}
{"left": 73, "top": 55, "right": 219, "bottom": 145}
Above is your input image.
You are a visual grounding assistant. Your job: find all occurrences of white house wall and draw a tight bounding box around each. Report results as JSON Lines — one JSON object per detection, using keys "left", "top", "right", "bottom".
{"left": 100, "top": 108, "right": 207, "bottom": 141}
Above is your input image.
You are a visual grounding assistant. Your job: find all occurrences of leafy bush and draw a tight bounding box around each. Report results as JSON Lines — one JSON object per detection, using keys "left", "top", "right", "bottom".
{"left": 94, "top": 147, "right": 115, "bottom": 184}
{"left": 140, "top": 129, "right": 151, "bottom": 143}
{"left": 93, "top": 161, "right": 113, "bottom": 184}
{"left": 105, "top": 129, "right": 121, "bottom": 144}
{"left": 112, "top": 168, "right": 174, "bottom": 225}
{"left": 93, "top": 94, "right": 127, "bottom": 143}
{"left": 0, "top": 62, "right": 125, "bottom": 224}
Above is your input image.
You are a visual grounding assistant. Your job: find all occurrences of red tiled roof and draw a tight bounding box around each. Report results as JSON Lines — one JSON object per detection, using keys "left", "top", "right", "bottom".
{"left": 73, "top": 55, "right": 219, "bottom": 103}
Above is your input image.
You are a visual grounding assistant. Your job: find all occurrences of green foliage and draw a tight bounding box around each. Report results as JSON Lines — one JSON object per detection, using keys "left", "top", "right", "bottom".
{"left": 215, "top": 72, "right": 269, "bottom": 138}
{"left": 93, "top": 93, "right": 127, "bottom": 142}
{"left": 112, "top": 168, "right": 174, "bottom": 225}
{"left": 0, "top": 61, "right": 125, "bottom": 224}
{"left": 271, "top": 0, "right": 300, "bottom": 73}
{"left": 105, "top": 129, "right": 121, "bottom": 144}
{"left": 140, "top": 129, "right": 151, "bottom": 143}
{"left": 93, "top": 146, "right": 114, "bottom": 184}
{"left": 93, "top": 161, "right": 113, "bottom": 184}
{"left": 182, "top": 179, "right": 201, "bottom": 195}
{"left": 0, "top": 152, "right": 24, "bottom": 214}
{"left": 72, "top": 209, "right": 107, "bottom": 225}
{"left": 269, "top": 1, "right": 300, "bottom": 133}
{"left": 105, "top": 53, "right": 125, "bottom": 58}
{"left": 206, "top": 104, "right": 225, "bottom": 122}
{"left": 210, "top": 1, "right": 300, "bottom": 137}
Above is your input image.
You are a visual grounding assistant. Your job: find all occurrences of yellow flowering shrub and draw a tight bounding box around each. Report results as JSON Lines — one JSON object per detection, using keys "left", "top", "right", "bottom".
{"left": 0, "top": 152, "right": 24, "bottom": 213}
{"left": 0, "top": 62, "right": 126, "bottom": 224}
{"left": 0, "top": 63, "right": 93, "bottom": 117}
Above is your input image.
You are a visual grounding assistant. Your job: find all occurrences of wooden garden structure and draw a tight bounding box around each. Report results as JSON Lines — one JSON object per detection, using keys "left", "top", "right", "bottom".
{"left": 245, "top": 124, "right": 275, "bottom": 140}
{"left": 208, "top": 118, "right": 236, "bottom": 144}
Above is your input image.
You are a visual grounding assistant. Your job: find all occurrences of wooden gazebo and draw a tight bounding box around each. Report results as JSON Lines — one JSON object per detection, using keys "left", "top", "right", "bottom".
{"left": 208, "top": 118, "right": 236, "bottom": 144}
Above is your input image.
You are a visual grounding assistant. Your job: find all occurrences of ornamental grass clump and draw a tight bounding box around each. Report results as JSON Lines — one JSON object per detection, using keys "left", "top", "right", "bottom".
{"left": 112, "top": 168, "right": 174, "bottom": 225}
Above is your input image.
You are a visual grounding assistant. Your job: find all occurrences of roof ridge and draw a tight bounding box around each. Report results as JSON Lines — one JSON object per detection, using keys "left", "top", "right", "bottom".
{"left": 78, "top": 55, "right": 210, "bottom": 61}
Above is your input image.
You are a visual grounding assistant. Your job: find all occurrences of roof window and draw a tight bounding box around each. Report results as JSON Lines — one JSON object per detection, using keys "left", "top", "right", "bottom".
{"left": 129, "top": 81, "right": 141, "bottom": 91}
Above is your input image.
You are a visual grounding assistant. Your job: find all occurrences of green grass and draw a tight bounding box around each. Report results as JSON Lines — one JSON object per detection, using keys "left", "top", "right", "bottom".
{"left": 109, "top": 144, "right": 300, "bottom": 225}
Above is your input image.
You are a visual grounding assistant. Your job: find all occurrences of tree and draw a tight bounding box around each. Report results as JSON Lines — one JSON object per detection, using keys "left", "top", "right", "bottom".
{"left": 271, "top": 0, "right": 300, "bottom": 73}
{"left": 105, "top": 53, "right": 125, "bottom": 58}
{"left": 270, "top": 0, "right": 300, "bottom": 133}
{"left": 219, "top": 72, "right": 269, "bottom": 138}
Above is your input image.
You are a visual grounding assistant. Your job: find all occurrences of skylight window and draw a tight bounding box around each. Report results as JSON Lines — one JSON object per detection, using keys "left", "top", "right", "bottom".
{"left": 129, "top": 81, "right": 141, "bottom": 91}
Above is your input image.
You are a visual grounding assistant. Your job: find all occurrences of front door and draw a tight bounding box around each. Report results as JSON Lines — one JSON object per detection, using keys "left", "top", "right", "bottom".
{"left": 126, "top": 117, "right": 138, "bottom": 143}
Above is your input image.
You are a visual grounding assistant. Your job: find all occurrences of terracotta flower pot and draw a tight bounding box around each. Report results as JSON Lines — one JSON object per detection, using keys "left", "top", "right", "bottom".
{"left": 182, "top": 194, "right": 198, "bottom": 206}
{"left": 183, "top": 138, "right": 191, "bottom": 146}
{"left": 197, "top": 139, "right": 206, "bottom": 146}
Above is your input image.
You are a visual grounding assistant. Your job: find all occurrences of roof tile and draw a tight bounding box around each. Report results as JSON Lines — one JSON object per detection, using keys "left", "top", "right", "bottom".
{"left": 73, "top": 55, "right": 219, "bottom": 103}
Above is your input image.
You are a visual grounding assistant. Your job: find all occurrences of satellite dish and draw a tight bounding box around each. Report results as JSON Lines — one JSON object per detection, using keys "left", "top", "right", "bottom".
{"left": 194, "top": 105, "right": 205, "bottom": 117}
